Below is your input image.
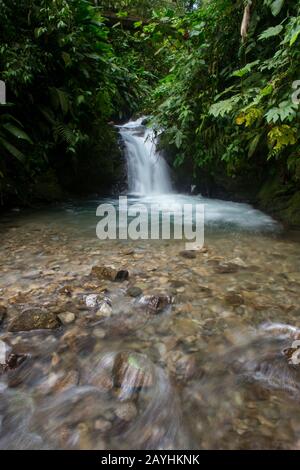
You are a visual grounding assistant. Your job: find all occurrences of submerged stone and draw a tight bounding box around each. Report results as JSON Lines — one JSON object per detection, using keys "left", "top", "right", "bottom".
{"left": 96, "top": 300, "right": 112, "bottom": 318}
{"left": 57, "top": 312, "right": 76, "bottom": 325}
{"left": 8, "top": 308, "right": 60, "bottom": 332}
{"left": 114, "top": 402, "right": 137, "bottom": 422}
{"left": 225, "top": 292, "right": 244, "bottom": 306}
{"left": 0, "top": 339, "right": 27, "bottom": 373}
{"left": 85, "top": 294, "right": 101, "bottom": 308}
{"left": 180, "top": 250, "right": 197, "bottom": 259}
{"left": 91, "top": 266, "right": 129, "bottom": 282}
{"left": 127, "top": 286, "right": 143, "bottom": 298}
{"left": 214, "top": 262, "right": 239, "bottom": 274}
{"left": 112, "top": 351, "right": 154, "bottom": 398}
{"left": 138, "top": 295, "right": 173, "bottom": 314}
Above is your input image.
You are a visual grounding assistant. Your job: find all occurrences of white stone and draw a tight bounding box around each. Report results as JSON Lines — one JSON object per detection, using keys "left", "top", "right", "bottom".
{"left": 96, "top": 302, "right": 112, "bottom": 318}
{"left": 0, "top": 340, "right": 11, "bottom": 365}
{"left": 58, "top": 312, "right": 75, "bottom": 325}
{"left": 85, "top": 294, "right": 99, "bottom": 308}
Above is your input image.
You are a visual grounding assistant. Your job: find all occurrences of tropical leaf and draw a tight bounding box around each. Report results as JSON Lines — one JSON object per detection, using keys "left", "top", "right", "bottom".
{"left": 2, "top": 123, "right": 33, "bottom": 143}
{"left": 270, "top": 0, "right": 285, "bottom": 17}
{"left": 248, "top": 134, "right": 261, "bottom": 158}
{"left": 0, "top": 136, "right": 25, "bottom": 162}
{"left": 290, "top": 27, "right": 300, "bottom": 46}
{"left": 259, "top": 25, "right": 283, "bottom": 40}
{"left": 232, "top": 61, "right": 260, "bottom": 78}
{"left": 209, "top": 96, "right": 241, "bottom": 118}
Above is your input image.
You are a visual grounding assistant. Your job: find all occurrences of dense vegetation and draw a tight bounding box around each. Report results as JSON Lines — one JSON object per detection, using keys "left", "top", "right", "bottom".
{"left": 1, "top": 0, "right": 300, "bottom": 223}
{"left": 0, "top": 0, "right": 160, "bottom": 203}
{"left": 148, "top": 0, "right": 300, "bottom": 223}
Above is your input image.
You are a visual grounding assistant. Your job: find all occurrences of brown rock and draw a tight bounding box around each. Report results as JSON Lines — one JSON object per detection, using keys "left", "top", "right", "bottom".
{"left": 92, "top": 372, "right": 114, "bottom": 392}
{"left": 114, "top": 402, "right": 137, "bottom": 422}
{"left": 214, "top": 263, "right": 239, "bottom": 274}
{"left": 172, "top": 318, "right": 199, "bottom": 336}
{"left": 139, "top": 295, "right": 173, "bottom": 314}
{"left": 175, "top": 354, "right": 198, "bottom": 381}
{"left": 94, "top": 418, "right": 112, "bottom": 433}
{"left": 180, "top": 250, "right": 197, "bottom": 259}
{"left": 58, "top": 285, "right": 73, "bottom": 297}
{"left": 57, "top": 312, "right": 76, "bottom": 325}
{"left": 127, "top": 286, "right": 143, "bottom": 298}
{"left": 91, "top": 266, "right": 129, "bottom": 282}
{"left": 225, "top": 292, "right": 244, "bottom": 306}
{"left": 112, "top": 352, "right": 154, "bottom": 395}
{"left": 8, "top": 308, "right": 60, "bottom": 332}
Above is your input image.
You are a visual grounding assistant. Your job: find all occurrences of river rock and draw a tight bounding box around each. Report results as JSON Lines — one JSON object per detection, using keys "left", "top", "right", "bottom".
{"left": 214, "top": 262, "right": 239, "bottom": 274}
{"left": 91, "top": 266, "right": 129, "bottom": 282}
{"left": 96, "top": 300, "right": 112, "bottom": 318}
{"left": 122, "top": 248, "right": 135, "bottom": 256}
{"left": 0, "top": 305, "right": 7, "bottom": 325}
{"left": 170, "top": 280, "right": 185, "bottom": 288}
{"left": 1, "top": 340, "right": 27, "bottom": 373}
{"left": 175, "top": 354, "right": 198, "bottom": 381}
{"left": 225, "top": 293, "right": 244, "bottom": 306}
{"left": 8, "top": 308, "right": 60, "bottom": 332}
{"left": 58, "top": 285, "right": 73, "bottom": 297}
{"left": 57, "top": 312, "right": 76, "bottom": 325}
{"left": 91, "top": 371, "right": 114, "bottom": 392}
{"left": 112, "top": 352, "right": 154, "bottom": 398}
{"left": 5, "top": 353, "right": 27, "bottom": 371}
{"left": 93, "top": 327, "right": 106, "bottom": 339}
{"left": 138, "top": 295, "right": 173, "bottom": 314}
{"left": 179, "top": 250, "right": 197, "bottom": 259}
{"left": 127, "top": 286, "right": 143, "bottom": 298}
{"left": 85, "top": 294, "right": 101, "bottom": 308}
{"left": 114, "top": 402, "right": 137, "bottom": 422}
{"left": 171, "top": 318, "right": 200, "bottom": 337}
{"left": 94, "top": 418, "right": 112, "bottom": 433}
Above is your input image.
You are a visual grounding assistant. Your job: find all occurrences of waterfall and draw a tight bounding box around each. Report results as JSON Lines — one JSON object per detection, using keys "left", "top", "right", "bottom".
{"left": 118, "top": 117, "right": 172, "bottom": 196}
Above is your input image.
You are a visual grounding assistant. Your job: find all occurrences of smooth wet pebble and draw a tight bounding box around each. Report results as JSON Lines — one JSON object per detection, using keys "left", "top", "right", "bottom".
{"left": 57, "top": 312, "right": 76, "bottom": 325}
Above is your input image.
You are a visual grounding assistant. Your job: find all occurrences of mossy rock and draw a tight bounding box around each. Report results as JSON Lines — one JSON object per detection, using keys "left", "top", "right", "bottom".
{"left": 281, "top": 192, "right": 300, "bottom": 227}
{"left": 258, "top": 177, "right": 300, "bottom": 227}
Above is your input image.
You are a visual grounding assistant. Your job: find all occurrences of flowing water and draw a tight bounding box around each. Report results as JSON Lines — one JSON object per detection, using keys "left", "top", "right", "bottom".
{"left": 1, "top": 119, "right": 300, "bottom": 450}
{"left": 118, "top": 117, "right": 172, "bottom": 195}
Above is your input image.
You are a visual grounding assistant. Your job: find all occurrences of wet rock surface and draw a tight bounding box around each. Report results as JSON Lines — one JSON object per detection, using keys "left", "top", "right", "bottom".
{"left": 112, "top": 351, "right": 154, "bottom": 392}
{"left": 0, "top": 211, "right": 300, "bottom": 449}
{"left": 127, "top": 286, "right": 143, "bottom": 298}
{"left": 138, "top": 295, "right": 173, "bottom": 314}
{"left": 8, "top": 308, "right": 60, "bottom": 332}
{"left": 91, "top": 266, "right": 129, "bottom": 282}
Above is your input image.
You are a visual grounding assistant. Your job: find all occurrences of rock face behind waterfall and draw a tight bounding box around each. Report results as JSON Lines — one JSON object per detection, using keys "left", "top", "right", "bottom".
{"left": 118, "top": 118, "right": 172, "bottom": 196}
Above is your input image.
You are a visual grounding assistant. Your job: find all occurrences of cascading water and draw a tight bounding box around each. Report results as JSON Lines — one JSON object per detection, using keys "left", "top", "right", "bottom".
{"left": 117, "top": 117, "right": 278, "bottom": 233}
{"left": 118, "top": 117, "right": 172, "bottom": 196}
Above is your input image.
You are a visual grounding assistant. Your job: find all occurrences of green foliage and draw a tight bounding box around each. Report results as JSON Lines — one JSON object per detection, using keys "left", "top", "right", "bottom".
{"left": 0, "top": 0, "right": 159, "bottom": 203}
{"left": 1, "top": 0, "right": 300, "bottom": 206}
{"left": 149, "top": 0, "right": 300, "bottom": 186}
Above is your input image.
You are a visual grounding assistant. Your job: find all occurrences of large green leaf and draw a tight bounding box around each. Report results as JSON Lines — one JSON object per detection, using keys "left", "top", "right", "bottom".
{"left": 259, "top": 25, "right": 283, "bottom": 40}
{"left": 209, "top": 96, "right": 241, "bottom": 118}
{"left": 232, "top": 60, "right": 260, "bottom": 78}
{"left": 2, "top": 123, "right": 33, "bottom": 144}
{"left": 0, "top": 137, "right": 26, "bottom": 162}
{"left": 290, "top": 27, "right": 300, "bottom": 46}
{"left": 270, "top": 0, "right": 285, "bottom": 16}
